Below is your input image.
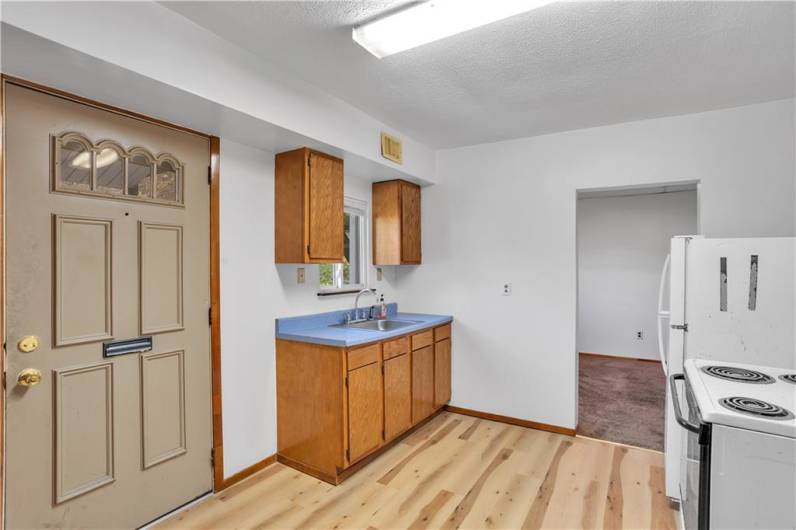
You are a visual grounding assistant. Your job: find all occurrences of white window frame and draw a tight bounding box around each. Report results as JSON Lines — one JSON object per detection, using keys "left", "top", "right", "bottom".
{"left": 318, "top": 196, "right": 368, "bottom": 293}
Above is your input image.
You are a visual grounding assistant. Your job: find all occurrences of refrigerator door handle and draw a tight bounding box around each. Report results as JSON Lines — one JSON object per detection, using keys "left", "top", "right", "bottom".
{"left": 657, "top": 253, "right": 671, "bottom": 315}
{"left": 669, "top": 374, "right": 700, "bottom": 434}
{"left": 657, "top": 254, "right": 671, "bottom": 374}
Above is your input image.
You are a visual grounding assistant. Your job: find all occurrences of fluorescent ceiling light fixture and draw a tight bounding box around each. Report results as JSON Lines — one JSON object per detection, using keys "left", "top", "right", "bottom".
{"left": 71, "top": 149, "right": 119, "bottom": 169}
{"left": 353, "top": 0, "right": 555, "bottom": 58}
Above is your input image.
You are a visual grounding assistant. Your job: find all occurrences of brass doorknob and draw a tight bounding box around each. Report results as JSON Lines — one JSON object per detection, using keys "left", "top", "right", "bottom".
{"left": 18, "top": 335, "right": 39, "bottom": 353}
{"left": 17, "top": 368, "right": 43, "bottom": 387}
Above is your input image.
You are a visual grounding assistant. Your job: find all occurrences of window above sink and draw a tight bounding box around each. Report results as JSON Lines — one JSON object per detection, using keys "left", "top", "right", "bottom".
{"left": 319, "top": 196, "right": 367, "bottom": 293}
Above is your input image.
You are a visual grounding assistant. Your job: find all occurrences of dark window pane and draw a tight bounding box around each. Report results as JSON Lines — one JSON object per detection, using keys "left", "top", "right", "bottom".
{"left": 95, "top": 148, "right": 124, "bottom": 195}
{"left": 156, "top": 160, "right": 178, "bottom": 202}
{"left": 58, "top": 140, "right": 92, "bottom": 191}
{"left": 128, "top": 154, "right": 154, "bottom": 198}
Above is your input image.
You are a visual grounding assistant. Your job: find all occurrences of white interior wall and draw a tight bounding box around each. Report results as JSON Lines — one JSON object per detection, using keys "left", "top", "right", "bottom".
{"left": 576, "top": 191, "right": 698, "bottom": 360}
{"left": 394, "top": 99, "right": 795, "bottom": 430}
{"left": 219, "top": 139, "right": 398, "bottom": 478}
{"left": 0, "top": 3, "right": 436, "bottom": 183}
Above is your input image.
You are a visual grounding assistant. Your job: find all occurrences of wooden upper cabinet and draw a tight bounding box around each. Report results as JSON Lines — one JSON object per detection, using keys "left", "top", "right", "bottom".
{"left": 275, "top": 148, "right": 344, "bottom": 263}
{"left": 401, "top": 183, "right": 421, "bottom": 263}
{"left": 372, "top": 179, "right": 421, "bottom": 265}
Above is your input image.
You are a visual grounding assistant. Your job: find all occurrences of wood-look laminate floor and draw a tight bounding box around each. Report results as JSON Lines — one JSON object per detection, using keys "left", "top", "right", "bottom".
{"left": 158, "top": 412, "right": 678, "bottom": 530}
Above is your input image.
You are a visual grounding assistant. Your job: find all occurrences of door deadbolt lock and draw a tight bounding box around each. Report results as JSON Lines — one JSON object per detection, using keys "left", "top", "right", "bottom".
{"left": 17, "top": 368, "right": 43, "bottom": 387}
{"left": 18, "top": 335, "right": 40, "bottom": 353}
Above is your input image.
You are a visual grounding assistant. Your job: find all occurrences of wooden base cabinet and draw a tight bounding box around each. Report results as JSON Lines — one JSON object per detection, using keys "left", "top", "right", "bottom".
{"left": 347, "top": 361, "right": 383, "bottom": 462}
{"left": 276, "top": 322, "right": 452, "bottom": 485}
{"left": 434, "top": 324, "right": 452, "bottom": 408}
{"left": 434, "top": 338, "right": 452, "bottom": 407}
{"left": 411, "top": 345, "right": 435, "bottom": 423}
{"left": 383, "top": 353, "right": 412, "bottom": 440}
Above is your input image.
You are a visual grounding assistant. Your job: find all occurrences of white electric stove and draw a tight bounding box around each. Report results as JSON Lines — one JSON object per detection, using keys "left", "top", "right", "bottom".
{"left": 671, "top": 360, "right": 795, "bottom": 530}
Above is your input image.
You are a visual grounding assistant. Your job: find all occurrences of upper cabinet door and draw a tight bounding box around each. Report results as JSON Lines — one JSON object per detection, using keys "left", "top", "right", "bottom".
{"left": 400, "top": 182, "right": 421, "bottom": 264}
{"left": 308, "top": 153, "right": 344, "bottom": 260}
{"left": 274, "top": 148, "right": 343, "bottom": 263}
{"left": 372, "top": 179, "right": 421, "bottom": 265}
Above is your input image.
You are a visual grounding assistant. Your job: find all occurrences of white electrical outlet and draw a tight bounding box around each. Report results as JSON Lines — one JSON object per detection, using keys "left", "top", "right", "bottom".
{"left": 636, "top": 330, "right": 644, "bottom": 340}
{"left": 502, "top": 283, "right": 512, "bottom": 296}
{"left": 297, "top": 267, "right": 305, "bottom": 284}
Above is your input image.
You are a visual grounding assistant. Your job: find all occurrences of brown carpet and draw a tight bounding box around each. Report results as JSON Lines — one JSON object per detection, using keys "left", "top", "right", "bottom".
{"left": 578, "top": 353, "right": 666, "bottom": 451}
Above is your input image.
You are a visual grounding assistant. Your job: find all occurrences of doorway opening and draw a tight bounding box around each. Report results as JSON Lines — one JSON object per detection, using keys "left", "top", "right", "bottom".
{"left": 575, "top": 182, "right": 699, "bottom": 451}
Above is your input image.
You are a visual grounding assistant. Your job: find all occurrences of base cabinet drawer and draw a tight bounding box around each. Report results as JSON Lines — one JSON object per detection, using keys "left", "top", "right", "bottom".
{"left": 411, "top": 330, "right": 434, "bottom": 351}
{"left": 347, "top": 343, "right": 380, "bottom": 371}
{"left": 383, "top": 336, "right": 409, "bottom": 360}
{"left": 434, "top": 324, "right": 451, "bottom": 342}
{"left": 384, "top": 353, "right": 412, "bottom": 440}
{"left": 347, "top": 362, "right": 384, "bottom": 463}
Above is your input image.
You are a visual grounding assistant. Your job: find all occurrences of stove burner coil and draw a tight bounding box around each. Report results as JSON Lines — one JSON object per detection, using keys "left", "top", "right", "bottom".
{"left": 702, "top": 365, "right": 774, "bottom": 384}
{"left": 719, "top": 397, "right": 794, "bottom": 420}
{"left": 779, "top": 374, "right": 796, "bottom": 385}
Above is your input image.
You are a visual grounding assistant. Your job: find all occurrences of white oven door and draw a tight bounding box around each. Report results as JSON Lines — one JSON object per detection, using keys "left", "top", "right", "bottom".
{"left": 670, "top": 373, "right": 711, "bottom": 530}
{"left": 710, "top": 425, "right": 796, "bottom": 530}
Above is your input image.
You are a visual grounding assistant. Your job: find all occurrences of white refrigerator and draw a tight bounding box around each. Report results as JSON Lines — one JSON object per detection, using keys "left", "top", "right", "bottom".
{"left": 659, "top": 236, "right": 796, "bottom": 500}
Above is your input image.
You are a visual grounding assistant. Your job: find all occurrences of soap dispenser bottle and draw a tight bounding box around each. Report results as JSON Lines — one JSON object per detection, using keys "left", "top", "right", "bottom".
{"left": 379, "top": 295, "right": 387, "bottom": 320}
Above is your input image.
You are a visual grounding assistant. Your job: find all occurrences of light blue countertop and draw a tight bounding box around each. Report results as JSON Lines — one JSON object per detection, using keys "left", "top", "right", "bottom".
{"left": 276, "top": 304, "right": 452, "bottom": 347}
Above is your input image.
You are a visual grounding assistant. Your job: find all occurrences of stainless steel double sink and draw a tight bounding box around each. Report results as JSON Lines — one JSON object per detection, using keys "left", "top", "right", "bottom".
{"left": 330, "top": 319, "right": 420, "bottom": 332}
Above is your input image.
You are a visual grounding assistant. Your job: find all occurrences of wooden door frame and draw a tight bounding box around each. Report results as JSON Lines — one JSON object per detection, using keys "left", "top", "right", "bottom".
{"left": 0, "top": 75, "right": 227, "bottom": 528}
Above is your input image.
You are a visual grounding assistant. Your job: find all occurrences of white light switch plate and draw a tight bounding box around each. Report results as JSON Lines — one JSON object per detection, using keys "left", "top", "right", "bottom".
{"left": 297, "top": 267, "right": 305, "bottom": 284}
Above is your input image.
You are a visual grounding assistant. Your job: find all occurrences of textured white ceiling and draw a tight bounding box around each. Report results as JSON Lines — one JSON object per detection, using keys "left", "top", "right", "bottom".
{"left": 163, "top": 1, "right": 795, "bottom": 148}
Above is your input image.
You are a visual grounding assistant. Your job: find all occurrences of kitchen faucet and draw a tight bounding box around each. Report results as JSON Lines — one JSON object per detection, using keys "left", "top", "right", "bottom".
{"left": 351, "top": 288, "right": 378, "bottom": 322}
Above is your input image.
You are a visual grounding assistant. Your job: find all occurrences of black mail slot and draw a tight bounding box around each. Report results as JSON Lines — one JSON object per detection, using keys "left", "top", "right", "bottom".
{"left": 103, "top": 336, "right": 152, "bottom": 357}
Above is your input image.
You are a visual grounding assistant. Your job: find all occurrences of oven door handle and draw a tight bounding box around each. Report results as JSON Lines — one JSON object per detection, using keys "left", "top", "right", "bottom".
{"left": 669, "top": 373, "right": 700, "bottom": 434}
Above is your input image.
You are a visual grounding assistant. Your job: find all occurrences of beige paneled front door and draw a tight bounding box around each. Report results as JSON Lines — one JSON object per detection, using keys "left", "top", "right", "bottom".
{"left": 4, "top": 82, "right": 213, "bottom": 529}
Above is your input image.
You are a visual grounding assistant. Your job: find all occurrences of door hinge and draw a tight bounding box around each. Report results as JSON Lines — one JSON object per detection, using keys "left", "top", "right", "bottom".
{"left": 208, "top": 307, "right": 213, "bottom": 327}
{"left": 345, "top": 375, "right": 349, "bottom": 388}
{"left": 210, "top": 447, "right": 215, "bottom": 467}
{"left": 207, "top": 165, "right": 212, "bottom": 185}
{"left": 671, "top": 323, "right": 688, "bottom": 332}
